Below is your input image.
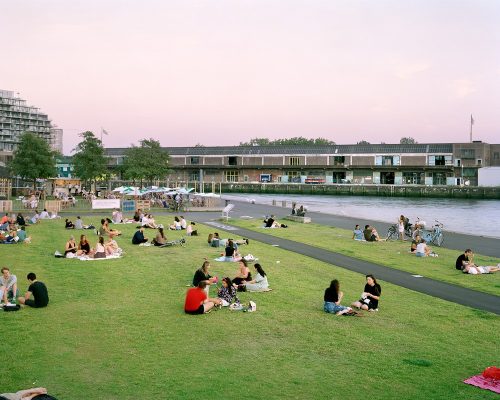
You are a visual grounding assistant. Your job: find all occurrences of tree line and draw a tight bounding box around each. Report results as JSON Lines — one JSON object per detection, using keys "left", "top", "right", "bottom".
{"left": 9, "top": 132, "right": 170, "bottom": 190}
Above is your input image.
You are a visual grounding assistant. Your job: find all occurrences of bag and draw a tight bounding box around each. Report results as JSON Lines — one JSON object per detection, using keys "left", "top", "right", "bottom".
{"left": 229, "top": 302, "right": 244, "bottom": 311}
{"left": 482, "top": 366, "right": 500, "bottom": 380}
{"left": 246, "top": 301, "right": 256, "bottom": 312}
{"left": 3, "top": 304, "right": 20, "bottom": 312}
{"left": 54, "top": 251, "right": 64, "bottom": 258}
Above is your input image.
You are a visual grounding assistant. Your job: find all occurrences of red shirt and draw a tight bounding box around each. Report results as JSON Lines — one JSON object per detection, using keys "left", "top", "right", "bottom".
{"left": 184, "top": 287, "right": 207, "bottom": 312}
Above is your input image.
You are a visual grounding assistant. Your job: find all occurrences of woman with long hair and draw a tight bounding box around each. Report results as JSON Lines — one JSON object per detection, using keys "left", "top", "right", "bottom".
{"left": 94, "top": 236, "right": 107, "bottom": 259}
{"left": 232, "top": 259, "right": 252, "bottom": 286}
{"left": 352, "top": 274, "right": 382, "bottom": 311}
{"left": 324, "top": 279, "right": 352, "bottom": 315}
{"left": 193, "top": 261, "right": 217, "bottom": 296}
{"left": 239, "top": 263, "right": 269, "bottom": 292}
{"left": 217, "top": 277, "right": 237, "bottom": 306}
{"left": 77, "top": 234, "right": 92, "bottom": 256}
{"left": 152, "top": 227, "right": 166, "bottom": 246}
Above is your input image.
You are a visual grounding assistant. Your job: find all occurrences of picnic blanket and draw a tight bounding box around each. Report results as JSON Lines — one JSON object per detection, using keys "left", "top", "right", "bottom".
{"left": 77, "top": 254, "right": 122, "bottom": 261}
{"left": 464, "top": 375, "right": 500, "bottom": 394}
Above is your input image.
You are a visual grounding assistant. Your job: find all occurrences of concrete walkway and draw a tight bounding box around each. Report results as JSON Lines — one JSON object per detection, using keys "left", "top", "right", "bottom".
{"left": 195, "top": 217, "right": 500, "bottom": 315}
{"left": 185, "top": 200, "right": 500, "bottom": 258}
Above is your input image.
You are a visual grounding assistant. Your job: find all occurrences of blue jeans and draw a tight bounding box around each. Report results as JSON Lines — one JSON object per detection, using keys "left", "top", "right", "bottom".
{"left": 416, "top": 252, "right": 425, "bottom": 257}
{"left": 324, "top": 302, "right": 348, "bottom": 314}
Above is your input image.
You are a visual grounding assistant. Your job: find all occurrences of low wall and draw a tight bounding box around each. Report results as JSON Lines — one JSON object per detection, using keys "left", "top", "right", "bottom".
{"left": 221, "top": 183, "right": 500, "bottom": 199}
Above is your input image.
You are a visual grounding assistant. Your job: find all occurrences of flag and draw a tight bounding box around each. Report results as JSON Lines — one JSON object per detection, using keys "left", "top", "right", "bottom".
{"left": 102, "top": 128, "right": 109, "bottom": 135}
{"left": 470, "top": 115, "right": 474, "bottom": 125}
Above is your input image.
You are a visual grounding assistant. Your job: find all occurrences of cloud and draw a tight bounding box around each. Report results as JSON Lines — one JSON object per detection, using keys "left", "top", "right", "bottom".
{"left": 395, "top": 63, "right": 430, "bottom": 79}
{"left": 452, "top": 79, "right": 476, "bottom": 98}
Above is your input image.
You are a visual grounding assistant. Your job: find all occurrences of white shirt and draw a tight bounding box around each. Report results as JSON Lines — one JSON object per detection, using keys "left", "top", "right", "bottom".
{"left": 416, "top": 242, "right": 427, "bottom": 254}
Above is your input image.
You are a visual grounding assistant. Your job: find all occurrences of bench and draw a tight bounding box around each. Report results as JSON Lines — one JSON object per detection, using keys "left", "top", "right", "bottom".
{"left": 221, "top": 203, "right": 235, "bottom": 221}
{"left": 283, "top": 215, "right": 311, "bottom": 223}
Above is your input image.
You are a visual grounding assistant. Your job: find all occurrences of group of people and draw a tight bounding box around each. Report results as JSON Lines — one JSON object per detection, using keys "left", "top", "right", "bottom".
{"left": 185, "top": 259, "right": 270, "bottom": 314}
{"left": 410, "top": 234, "right": 437, "bottom": 257}
{"left": 0, "top": 213, "right": 31, "bottom": 244}
{"left": 1, "top": 267, "right": 49, "bottom": 309}
{"left": 352, "top": 224, "right": 382, "bottom": 242}
{"left": 455, "top": 249, "right": 500, "bottom": 275}
{"left": 324, "top": 274, "right": 382, "bottom": 315}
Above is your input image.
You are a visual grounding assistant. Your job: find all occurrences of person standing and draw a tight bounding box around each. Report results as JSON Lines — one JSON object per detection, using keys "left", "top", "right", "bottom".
{"left": 17, "top": 272, "right": 49, "bottom": 308}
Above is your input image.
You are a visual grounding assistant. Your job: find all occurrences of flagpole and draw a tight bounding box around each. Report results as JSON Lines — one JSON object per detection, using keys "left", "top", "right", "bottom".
{"left": 469, "top": 115, "right": 473, "bottom": 143}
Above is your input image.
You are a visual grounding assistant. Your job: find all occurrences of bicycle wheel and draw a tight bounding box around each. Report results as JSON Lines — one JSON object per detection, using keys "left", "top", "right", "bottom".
{"left": 386, "top": 226, "right": 398, "bottom": 241}
{"left": 434, "top": 233, "right": 444, "bottom": 247}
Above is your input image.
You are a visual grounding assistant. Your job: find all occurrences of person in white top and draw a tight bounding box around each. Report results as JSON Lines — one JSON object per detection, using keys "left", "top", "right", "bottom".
{"left": 239, "top": 263, "right": 269, "bottom": 292}
{"left": 180, "top": 216, "right": 187, "bottom": 230}
{"left": 112, "top": 209, "right": 123, "bottom": 224}
{"left": 415, "top": 240, "right": 432, "bottom": 257}
{"left": 39, "top": 209, "right": 50, "bottom": 219}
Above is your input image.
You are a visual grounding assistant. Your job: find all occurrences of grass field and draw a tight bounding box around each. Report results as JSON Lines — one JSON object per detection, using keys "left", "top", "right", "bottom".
{"left": 226, "top": 218, "right": 500, "bottom": 296}
{"left": 2, "top": 217, "right": 499, "bottom": 399}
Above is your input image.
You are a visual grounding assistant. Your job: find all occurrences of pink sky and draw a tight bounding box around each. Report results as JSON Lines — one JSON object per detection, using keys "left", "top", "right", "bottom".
{"left": 1, "top": 0, "right": 499, "bottom": 154}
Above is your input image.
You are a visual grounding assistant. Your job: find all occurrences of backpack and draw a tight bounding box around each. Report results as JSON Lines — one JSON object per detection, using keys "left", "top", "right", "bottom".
{"left": 3, "top": 304, "right": 20, "bottom": 312}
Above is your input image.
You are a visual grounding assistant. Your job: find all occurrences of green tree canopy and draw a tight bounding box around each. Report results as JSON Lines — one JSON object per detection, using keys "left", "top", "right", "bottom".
{"left": 122, "top": 138, "right": 170, "bottom": 185}
{"left": 356, "top": 140, "right": 370, "bottom": 145}
{"left": 9, "top": 132, "right": 57, "bottom": 190}
{"left": 239, "top": 137, "right": 335, "bottom": 146}
{"left": 72, "top": 131, "right": 109, "bottom": 188}
{"left": 400, "top": 137, "right": 417, "bottom": 144}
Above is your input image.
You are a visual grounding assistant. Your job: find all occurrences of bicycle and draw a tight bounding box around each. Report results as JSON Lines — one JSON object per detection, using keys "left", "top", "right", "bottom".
{"left": 414, "top": 219, "right": 445, "bottom": 247}
{"left": 386, "top": 220, "right": 413, "bottom": 241}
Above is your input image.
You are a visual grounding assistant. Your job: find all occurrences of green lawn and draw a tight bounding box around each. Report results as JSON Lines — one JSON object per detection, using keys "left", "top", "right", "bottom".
{"left": 227, "top": 218, "right": 500, "bottom": 296}
{"left": 2, "top": 217, "right": 499, "bottom": 399}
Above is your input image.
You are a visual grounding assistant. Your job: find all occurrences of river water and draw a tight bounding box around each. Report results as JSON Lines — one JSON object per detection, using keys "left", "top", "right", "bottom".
{"left": 222, "top": 193, "right": 500, "bottom": 239}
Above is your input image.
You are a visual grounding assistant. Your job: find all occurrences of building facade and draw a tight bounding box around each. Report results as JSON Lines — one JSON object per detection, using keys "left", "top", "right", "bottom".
{"left": 0, "top": 89, "right": 63, "bottom": 166}
{"left": 105, "top": 141, "right": 500, "bottom": 187}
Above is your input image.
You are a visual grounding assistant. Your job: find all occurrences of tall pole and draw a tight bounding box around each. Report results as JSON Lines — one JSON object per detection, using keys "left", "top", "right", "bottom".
{"left": 469, "top": 115, "right": 473, "bottom": 143}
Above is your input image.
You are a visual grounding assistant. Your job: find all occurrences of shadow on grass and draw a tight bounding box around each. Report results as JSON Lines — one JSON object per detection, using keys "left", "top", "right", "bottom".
{"left": 403, "top": 359, "right": 433, "bottom": 367}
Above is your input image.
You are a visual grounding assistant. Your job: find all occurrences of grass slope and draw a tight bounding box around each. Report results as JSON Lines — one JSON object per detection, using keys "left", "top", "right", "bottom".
{"left": 2, "top": 217, "right": 499, "bottom": 399}
{"left": 227, "top": 218, "right": 500, "bottom": 296}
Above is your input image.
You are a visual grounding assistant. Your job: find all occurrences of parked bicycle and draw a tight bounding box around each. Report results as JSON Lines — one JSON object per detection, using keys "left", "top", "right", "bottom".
{"left": 386, "top": 218, "right": 413, "bottom": 241}
{"left": 414, "top": 219, "right": 445, "bottom": 247}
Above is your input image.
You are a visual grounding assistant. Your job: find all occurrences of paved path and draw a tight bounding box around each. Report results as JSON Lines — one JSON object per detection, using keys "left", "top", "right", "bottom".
{"left": 194, "top": 217, "right": 500, "bottom": 315}
{"left": 184, "top": 200, "right": 500, "bottom": 258}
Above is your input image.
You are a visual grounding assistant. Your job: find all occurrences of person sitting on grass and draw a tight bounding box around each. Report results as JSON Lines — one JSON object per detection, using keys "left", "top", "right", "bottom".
{"left": 133, "top": 209, "right": 142, "bottom": 222}
{"left": 65, "top": 218, "right": 75, "bottom": 229}
{"left": 0, "top": 267, "right": 18, "bottom": 305}
{"left": 141, "top": 214, "right": 158, "bottom": 229}
{"left": 410, "top": 234, "right": 422, "bottom": 253}
{"left": 186, "top": 222, "right": 198, "bottom": 236}
{"left": 112, "top": 208, "right": 123, "bottom": 224}
{"left": 16, "top": 213, "right": 26, "bottom": 227}
{"left": 184, "top": 281, "right": 219, "bottom": 315}
{"left": 39, "top": 209, "right": 50, "bottom": 219}
{"left": 352, "top": 274, "right": 382, "bottom": 312}
{"left": 324, "top": 279, "right": 352, "bottom": 315}
{"left": 17, "top": 272, "right": 49, "bottom": 308}
{"left": 74, "top": 216, "right": 84, "bottom": 230}
{"left": 105, "top": 237, "right": 121, "bottom": 256}
{"left": 232, "top": 259, "right": 252, "bottom": 286}
{"left": 352, "top": 224, "right": 364, "bottom": 241}
{"left": 16, "top": 226, "right": 30, "bottom": 243}
{"left": 77, "top": 234, "right": 93, "bottom": 256}
{"left": 93, "top": 236, "right": 107, "bottom": 259}
{"left": 462, "top": 264, "right": 500, "bottom": 274}
{"left": 169, "top": 216, "right": 181, "bottom": 230}
{"left": 180, "top": 216, "right": 187, "bottom": 230}
{"left": 99, "top": 219, "right": 121, "bottom": 238}
{"left": 238, "top": 263, "right": 269, "bottom": 292}
{"left": 132, "top": 227, "right": 148, "bottom": 245}
{"left": 456, "top": 249, "right": 475, "bottom": 271}
{"left": 264, "top": 215, "right": 275, "bottom": 228}
{"left": 151, "top": 226, "right": 166, "bottom": 246}
{"left": 64, "top": 236, "right": 78, "bottom": 257}
{"left": 217, "top": 277, "right": 237, "bottom": 306}
{"left": 193, "top": 261, "right": 217, "bottom": 294}
{"left": 29, "top": 210, "right": 41, "bottom": 225}
{"left": 363, "top": 225, "right": 381, "bottom": 242}
{"left": 415, "top": 240, "right": 432, "bottom": 257}
{"left": 0, "top": 387, "right": 57, "bottom": 400}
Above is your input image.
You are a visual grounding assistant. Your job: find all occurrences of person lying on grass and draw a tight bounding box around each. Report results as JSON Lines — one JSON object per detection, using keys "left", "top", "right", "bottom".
{"left": 324, "top": 279, "right": 352, "bottom": 315}
{"left": 0, "top": 386, "right": 57, "bottom": 400}
{"left": 237, "top": 263, "right": 269, "bottom": 292}
{"left": 17, "top": 272, "right": 49, "bottom": 308}
{"left": 462, "top": 264, "right": 500, "bottom": 275}
{"left": 184, "top": 281, "right": 220, "bottom": 315}
{"left": 217, "top": 277, "right": 238, "bottom": 306}
{"left": 352, "top": 274, "right": 382, "bottom": 312}
{"left": 232, "top": 259, "right": 252, "bottom": 286}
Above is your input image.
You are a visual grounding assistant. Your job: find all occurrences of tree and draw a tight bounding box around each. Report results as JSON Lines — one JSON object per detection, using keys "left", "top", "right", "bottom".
{"left": 9, "top": 132, "right": 57, "bottom": 190}
{"left": 122, "top": 138, "right": 170, "bottom": 186}
{"left": 400, "top": 137, "right": 417, "bottom": 144}
{"left": 72, "top": 131, "right": 109, "bottom": 190}
{"left": 357, "top": 140, "right": 370, "bottom": 145}
{"left": 239, "top": 137, "right": 335, "bottom": 146}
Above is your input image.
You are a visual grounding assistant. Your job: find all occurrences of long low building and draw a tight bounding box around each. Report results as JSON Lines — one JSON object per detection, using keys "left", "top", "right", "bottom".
{"left": 104, "top": 141, "right": 500, "bottom": 186}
